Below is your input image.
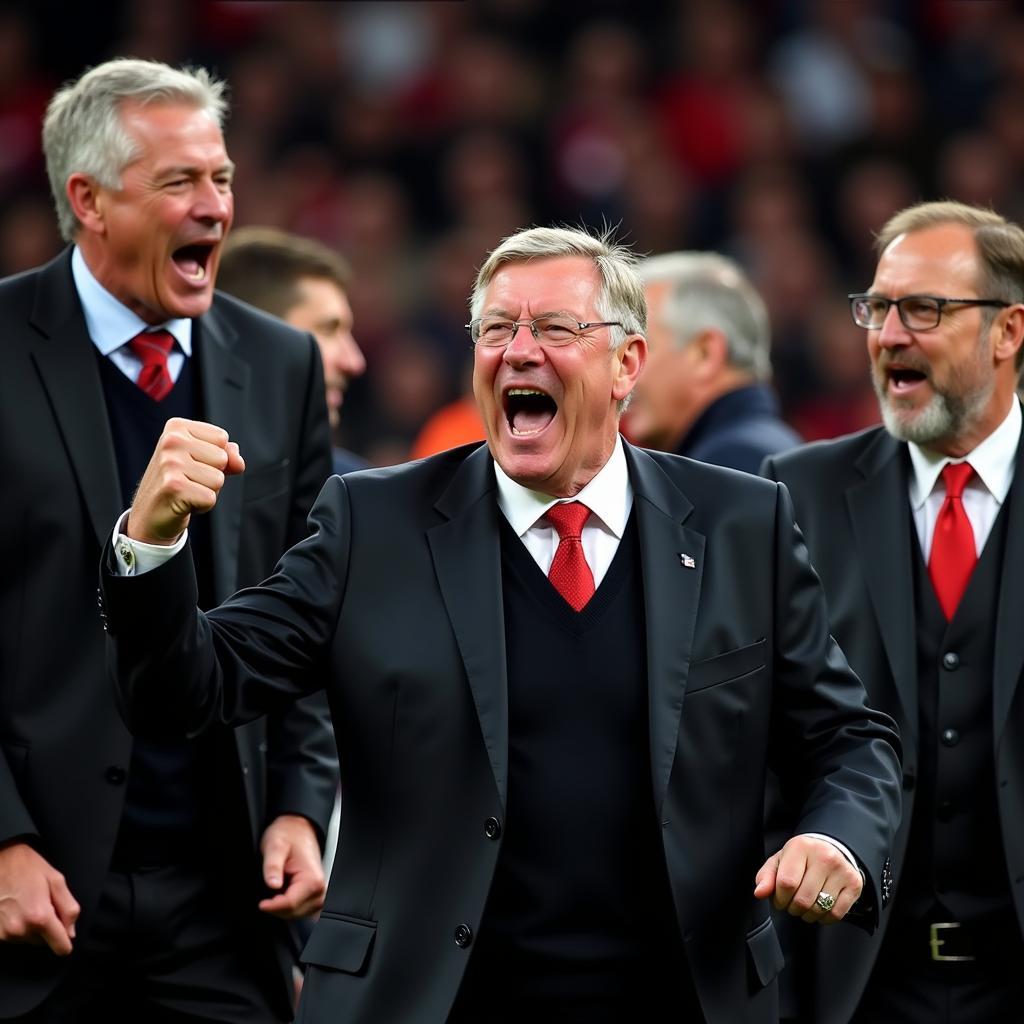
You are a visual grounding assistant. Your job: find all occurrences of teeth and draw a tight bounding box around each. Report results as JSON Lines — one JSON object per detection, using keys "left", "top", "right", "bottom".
{"left": 507, "top": 388, "right": 547, "bottom": 397}
{"left": 511, "top": 426, "right": 543, "bottom": 436}
{"left": 192, "top": 265, "right": 205, "bottom": 281}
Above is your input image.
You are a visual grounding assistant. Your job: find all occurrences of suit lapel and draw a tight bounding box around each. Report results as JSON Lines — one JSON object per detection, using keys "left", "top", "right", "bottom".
{"left": 993, "top": 427, "right": 1024, "bottom": 742}
{"left": 428, "top": 446, "right": 510, "bottom": 805}
{"left": 624, "top": 444, "right": 704, "bottom": 815}
{"left": 196, "top": 304, "right": 248, "bottom": 601}
{"left": 29, "top": 251, "right": 121, "bottom": 549}
{"left": 846, "top": 431, "right": 918, "bottom": 745}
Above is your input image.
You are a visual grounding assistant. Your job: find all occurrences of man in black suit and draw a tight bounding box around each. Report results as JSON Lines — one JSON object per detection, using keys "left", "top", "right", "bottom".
{"left": 764, "top": 200, "right": 1024, "bottom": 1023}
{"left": 216, "top": 227, "right": 368, "bottom": 476}
{"left": 626, "top": 252, "right": 800, "bottom": 474}
{"left": 102, "top": 225, "right": 901, "bottom": 1024}
{"left": 0, "top": 58, "right": 338, "bottom": 1022}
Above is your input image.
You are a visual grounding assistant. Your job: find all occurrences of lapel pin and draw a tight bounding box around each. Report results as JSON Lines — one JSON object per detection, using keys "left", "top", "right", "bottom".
{"left": 679, "top": 553, "right": 696, "bottom": 569}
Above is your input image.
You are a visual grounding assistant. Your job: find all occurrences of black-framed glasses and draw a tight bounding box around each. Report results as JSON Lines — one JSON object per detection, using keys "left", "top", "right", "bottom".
{"left": 848, "top": 293, "right": 1009, "bottom": 331}
{"left": 465, "top": 314, "right": 623, "bottom": 348}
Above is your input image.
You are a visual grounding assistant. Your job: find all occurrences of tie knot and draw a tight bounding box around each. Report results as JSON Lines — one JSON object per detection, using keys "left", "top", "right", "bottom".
{"left": 941, "top": 461, "right": 974, "bottom": 499}
{"left": 127, "top": 329, "right": 175, "bottom": 367}
{"left": 546, "top": 501, "right": 591, "bottom": 540}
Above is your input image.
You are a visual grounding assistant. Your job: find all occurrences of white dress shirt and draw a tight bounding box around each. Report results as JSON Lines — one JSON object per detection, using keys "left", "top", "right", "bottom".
{"left": 71, "top": 245, "right": 191, "bottom": 383}
{"left": 494, "top": 434, "right": 632, "bottom": 587}
{"left": 907, "top": 398, "right": 1021, "bottom": 559}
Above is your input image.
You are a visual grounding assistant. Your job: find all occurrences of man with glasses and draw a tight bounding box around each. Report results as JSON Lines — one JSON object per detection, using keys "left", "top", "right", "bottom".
{"left": 98, "top": 226, "right": 900, "bottom": 1023}
{"left": 764, "top": 200, "right": 1024, "bottom": 1023}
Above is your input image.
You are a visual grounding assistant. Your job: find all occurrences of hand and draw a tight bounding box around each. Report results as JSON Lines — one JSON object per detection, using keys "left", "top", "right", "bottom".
{"left": 0, "top": 841, "right": 80, "bottom": 955}
{"left": 753, "top": 835, "right": 862, "bottom": 925}
{"left": 258, "top": 814, "right": 326, "bottom": 920}
{"left": 126, "top": 417, "right": 245, "bottom": 545}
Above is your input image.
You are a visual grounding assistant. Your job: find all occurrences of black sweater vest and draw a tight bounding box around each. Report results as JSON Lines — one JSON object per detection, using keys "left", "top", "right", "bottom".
{"left": 97, "top": 350, "right": 214, "bottom": 864}
{"left": 456, "top": 513, "right": 689, "bottom": 1017}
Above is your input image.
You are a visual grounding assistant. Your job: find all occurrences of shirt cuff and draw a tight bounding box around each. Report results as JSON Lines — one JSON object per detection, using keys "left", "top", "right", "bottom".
{"left": 111, "top": 509, "right": 187, "bottom": 576}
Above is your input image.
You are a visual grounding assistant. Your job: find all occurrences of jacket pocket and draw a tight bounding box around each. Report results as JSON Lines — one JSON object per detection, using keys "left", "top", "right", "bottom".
{"left": 301, "top": 912, "right": 376, "bottom": 974}
{"left": 746, "top": 915, "right": 784, "bottom": 987}
{"left": 687, "top": 638, "right": 767, "bottom": 694}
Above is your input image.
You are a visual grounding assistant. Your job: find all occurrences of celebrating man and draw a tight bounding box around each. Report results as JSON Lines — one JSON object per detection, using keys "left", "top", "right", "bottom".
{"left": 101, "top": 226, "right": 900, "bottom": 1023}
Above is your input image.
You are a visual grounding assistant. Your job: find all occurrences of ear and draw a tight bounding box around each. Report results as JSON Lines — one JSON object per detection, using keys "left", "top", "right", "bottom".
{"left": 612, "top": 334, "right": 647, "bottom": 404}
{"left": 66, "top": 172, "right": 107, "bottom": 236}
{"left": 992, "top": 304, "right": 1024, "bottom": 382}
{"left": 691, "top": 328, "right": 729, "bottom": 380}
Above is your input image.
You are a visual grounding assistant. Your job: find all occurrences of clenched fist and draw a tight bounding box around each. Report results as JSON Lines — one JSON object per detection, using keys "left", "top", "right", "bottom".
{"left": 127, "top": 417, "right": 245, "bottom": 545}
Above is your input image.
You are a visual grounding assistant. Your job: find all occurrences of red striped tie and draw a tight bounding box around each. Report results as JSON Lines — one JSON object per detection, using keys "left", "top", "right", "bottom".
{"left": 127, "top": 330, "right": 175, "bottom": 401}
{"left": 546, "top": 501, "right": 595, "bottom": 612}
{"left": 928, "top": 462, "right": 977, "bottom": 620}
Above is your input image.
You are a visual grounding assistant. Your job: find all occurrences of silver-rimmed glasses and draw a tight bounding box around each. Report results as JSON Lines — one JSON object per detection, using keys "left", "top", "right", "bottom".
{"left": 466, "top": 314, "right": 623, "bottom": 347}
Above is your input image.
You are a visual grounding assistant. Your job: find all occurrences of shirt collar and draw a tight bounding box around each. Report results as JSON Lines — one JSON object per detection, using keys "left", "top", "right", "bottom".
{"left": 907, "top": 397, "right": 1021, "bottom": 509}
{"left": 494, "top": 434, "right": 633, "bottom": 537}
{"left": 71, "top": 246, "right": 192, "bottom": 357}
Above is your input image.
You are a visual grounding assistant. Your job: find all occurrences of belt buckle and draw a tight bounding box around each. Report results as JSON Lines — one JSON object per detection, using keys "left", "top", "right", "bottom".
{"left": 929, "top": 921, "right": 976, "bottom": 962}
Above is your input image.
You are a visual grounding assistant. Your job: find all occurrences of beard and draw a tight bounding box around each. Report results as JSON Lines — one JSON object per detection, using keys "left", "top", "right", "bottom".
{"left": 872, "top": 342, "right": 994, "bottom": 447}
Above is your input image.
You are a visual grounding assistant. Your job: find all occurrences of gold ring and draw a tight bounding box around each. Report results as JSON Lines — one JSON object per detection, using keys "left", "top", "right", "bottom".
{"left": 815, "top": 891, "right": 836, "bottom": 912}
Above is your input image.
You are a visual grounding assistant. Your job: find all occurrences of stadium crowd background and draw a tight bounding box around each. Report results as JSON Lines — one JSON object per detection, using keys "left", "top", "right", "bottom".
{"left": 2, "top": 0, "right": 1022, "bottom": 465}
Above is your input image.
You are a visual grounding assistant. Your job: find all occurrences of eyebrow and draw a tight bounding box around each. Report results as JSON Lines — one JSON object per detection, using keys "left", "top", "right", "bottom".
{"left": 157, "top": 161, "right": 236, "bottom": 179}
{"left": 483, "top": 309, "right": 570, "bottom": 319}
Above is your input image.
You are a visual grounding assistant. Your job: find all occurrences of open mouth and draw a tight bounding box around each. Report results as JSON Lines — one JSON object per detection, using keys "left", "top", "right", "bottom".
{"left": 504, "top": 387, "right": 557, "bottom": 436}
{"left": 172, "top": 243, "right": 215, "bottom": 282}
{"left": 887, "top": 366, "right": 928, "bottom": 393}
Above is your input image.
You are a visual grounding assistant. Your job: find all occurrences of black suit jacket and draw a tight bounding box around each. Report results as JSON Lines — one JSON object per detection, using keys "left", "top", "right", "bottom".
{"left": 101, "top": 440, "right": 901, "bottom": 1024}
{"left": 0, "top": 250, "right": 339, "bottom": 1017}
{"left": 763, "top": 421, "right": 1024, "bottom": 1024}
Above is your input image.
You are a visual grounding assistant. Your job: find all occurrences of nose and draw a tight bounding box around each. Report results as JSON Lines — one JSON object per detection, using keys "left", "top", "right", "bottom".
{"left": 502, "top": 322, "right": 543, "bottom": 367}
{"left": 337, "top": 334, "right": 366, "bottom": 380}
{"left": 875, "top": 301, "right": 911, "bottom": 349}
{"left": 193, "top": 177, "right": 232, "bottom": 225}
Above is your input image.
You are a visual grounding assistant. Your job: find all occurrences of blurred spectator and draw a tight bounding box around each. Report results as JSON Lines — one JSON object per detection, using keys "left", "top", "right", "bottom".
{"left": 218, "top": 226, "right": 367, "bottom": 474}
{"left": 627, "top": 251, "right": 800, "bottom": 473}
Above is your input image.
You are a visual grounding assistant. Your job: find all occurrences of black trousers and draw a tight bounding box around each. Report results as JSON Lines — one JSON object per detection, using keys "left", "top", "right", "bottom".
{"left": 14, "top": 863, "right": 289, "bottom": 1024}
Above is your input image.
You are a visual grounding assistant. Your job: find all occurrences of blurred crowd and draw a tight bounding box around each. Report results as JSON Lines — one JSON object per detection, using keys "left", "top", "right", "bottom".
{"left": 3, "top": 0, "right": 1023, "bottom": 464}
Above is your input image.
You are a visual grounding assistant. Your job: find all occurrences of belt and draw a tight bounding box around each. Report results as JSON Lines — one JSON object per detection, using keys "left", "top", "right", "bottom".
{"left": 892, "top": 917, "right": 1024, "bottom": 966}
{"left": 928, "top": 921, "right": 976, "bottom": 962}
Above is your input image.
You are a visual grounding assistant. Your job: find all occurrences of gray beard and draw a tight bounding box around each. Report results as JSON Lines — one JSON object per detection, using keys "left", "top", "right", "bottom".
{"left": 874, "top": 372, "right": 994, "bottom": 446}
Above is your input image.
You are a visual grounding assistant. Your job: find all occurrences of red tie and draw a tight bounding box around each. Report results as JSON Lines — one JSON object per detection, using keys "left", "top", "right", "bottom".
{"left": 928, "top": 462, "right": 977, "bottom": 620}
{"left": 127, "top": 330, "right": 175, "bottom": 401}
{"left": 546, "top": 501, "right": 595, "bottom": 612}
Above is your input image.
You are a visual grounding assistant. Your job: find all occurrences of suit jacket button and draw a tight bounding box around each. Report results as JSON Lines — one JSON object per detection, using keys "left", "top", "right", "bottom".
{"left": 105, "top": 765, "right": 126, "bottom": 785}
{"left": 484, "top": 817, "right": 501, "bottom": 840}
{"left": 454, "top": 924, "right": 473, "bottom": 948}
{"left": 942, "top": 652, "right": 959, "bottom": 671}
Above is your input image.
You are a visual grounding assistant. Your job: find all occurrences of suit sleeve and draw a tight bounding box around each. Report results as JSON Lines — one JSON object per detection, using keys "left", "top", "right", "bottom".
{"left": 104, "top": 475, "right": 352, "bottom": 745}
{"left": 0, "top": 749, "right": 38, "bottom": 846}
{"left": 768, "top": 480, "right": 902, "bottom": 929}
{"left": 260, "top": 336, "right": 339, "bottom": 842}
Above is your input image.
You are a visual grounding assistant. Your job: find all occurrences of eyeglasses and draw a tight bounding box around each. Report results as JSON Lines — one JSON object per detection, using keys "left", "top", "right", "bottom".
{"left": 848, "top": 293, "right": 1009, "bottom": 331}
{"left": 466, "top": 314, "right": 623, "bottom": 348}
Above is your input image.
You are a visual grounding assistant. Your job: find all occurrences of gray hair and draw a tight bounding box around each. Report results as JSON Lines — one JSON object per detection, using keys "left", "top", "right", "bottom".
{"left": 43, "top": 58, "right": 229, "bottom": 241}
{"left": 470, "top": 225, "right": 647, "bottom": 350}
{"left": 638, "top": 251, "right": 772, "bottom": 381}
